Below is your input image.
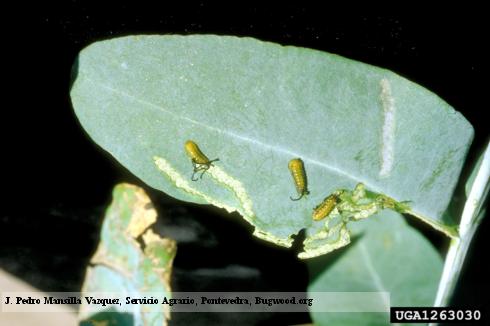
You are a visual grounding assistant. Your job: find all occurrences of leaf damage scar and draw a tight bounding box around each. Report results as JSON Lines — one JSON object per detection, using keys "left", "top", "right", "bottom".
{"left": 379, "top": 78, "right": 396, "bottom": 178}
{"left": 153, "top": 156, "right": 293, "bottom": 247}
{"left": 299, "top": 183, "right": 411, "bottom": 259}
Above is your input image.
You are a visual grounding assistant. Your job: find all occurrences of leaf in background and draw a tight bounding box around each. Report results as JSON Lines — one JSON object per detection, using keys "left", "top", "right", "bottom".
{"left": 307, "top": 210, "right": 443, "bottom": 325}
{"left": 79, "top": 183, "right": 176, "bottom": 326}
{"left": 71, "top": 35, "right": 473, "bottom": 257}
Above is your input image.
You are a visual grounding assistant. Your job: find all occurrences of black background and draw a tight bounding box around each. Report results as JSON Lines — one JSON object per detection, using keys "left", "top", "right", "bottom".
{"left": 3, "top": 3, "right": 489, "bottom": 325}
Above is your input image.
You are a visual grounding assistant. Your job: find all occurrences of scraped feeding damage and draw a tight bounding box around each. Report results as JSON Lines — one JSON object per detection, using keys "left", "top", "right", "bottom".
{"left": 379, "top": 78, "right": 396, "bottom": 178}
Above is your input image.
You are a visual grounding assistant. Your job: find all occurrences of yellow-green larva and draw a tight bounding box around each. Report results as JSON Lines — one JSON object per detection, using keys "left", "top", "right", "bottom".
{"left": 312, "top": 192, "right": 341, "bottom": 221}
{"left": 184, "top": 140, "right": 219, "bottom": 181}
{"left": 288, "top": 158, "right": 310, "bottom": 201}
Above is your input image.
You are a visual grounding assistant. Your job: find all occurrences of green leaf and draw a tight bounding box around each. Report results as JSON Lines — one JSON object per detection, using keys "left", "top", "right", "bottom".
{"left": 465, "top": 146, "right": 488, "bottom": 198}
{"left": 308, "top": 211, "right": 443, "bottom": 325}
{"left": 79, "top": 183, "right": 176, "bottom": 326}
{"left": 71, "top": 35, "right": 473, "bottom": 257}
{"left": 434, "top": 141, "right": 490, "bottom": 307}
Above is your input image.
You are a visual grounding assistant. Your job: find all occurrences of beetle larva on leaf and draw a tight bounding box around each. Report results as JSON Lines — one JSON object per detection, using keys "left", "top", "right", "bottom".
{"left": 312, "top": 191, "right": 344, "bottom": 221}
{"left": 288, "top": 158, "right": 310, "bottom": 201}
{"left": 184, "top": 140, "right": 219, "bottom": 181}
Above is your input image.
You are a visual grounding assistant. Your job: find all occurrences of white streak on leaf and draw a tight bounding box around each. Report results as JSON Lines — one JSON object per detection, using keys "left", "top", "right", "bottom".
{"left": 153, "top": 156, "right": 293, "bottom": 247}
{"left": 299, "top": 222, "right": 351, "bottom": 259}
{"left": 359, "top": 243, "right": 392, "bottom": 314}
{"left": 153, "top": 156, "right": 237, "bottom": 213}
{"left": 379, "top": 78, "right": 396, "bottom": 178}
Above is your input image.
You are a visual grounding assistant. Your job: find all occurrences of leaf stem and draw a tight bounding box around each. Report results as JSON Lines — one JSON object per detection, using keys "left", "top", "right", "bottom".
{"left": 433, "top": 141, "right": 490, "bottom": 310}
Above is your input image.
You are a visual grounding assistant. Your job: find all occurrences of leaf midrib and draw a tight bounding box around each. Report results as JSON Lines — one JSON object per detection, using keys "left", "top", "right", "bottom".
{"left": 359, "top": 243, "right": 391, "bottom": 309}
{"left": 85, "top": 77, "right": 382, "bottom": 192}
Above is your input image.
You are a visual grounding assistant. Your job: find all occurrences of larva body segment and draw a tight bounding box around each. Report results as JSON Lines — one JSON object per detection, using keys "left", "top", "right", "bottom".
{"left": 184, "top": 140, "right": 219, "bottom": 181}
{"left": 288, "top": 158, "right": 310, "bottom": 201}
{"left": 312, "top": 193, "right": 340, "bottom": 221}
{"left": 185, "top": 140, "right": 211, "bottom": 164}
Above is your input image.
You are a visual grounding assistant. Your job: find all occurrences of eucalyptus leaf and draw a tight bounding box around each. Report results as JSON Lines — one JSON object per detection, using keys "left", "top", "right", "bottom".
{"left": 79, "top": 183, "right": 176, "bottom": 326}
{"left": 434, "top": 141, "right": 490, "bottom": 307}
{"left": 71, "top": 35, "right": 473, "bottom": 257}
{"left": 465, "top": 147, "right": 487, "bottom": 197}
{"left": 308, "top": 211, "right": 443, "bottom": 325}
